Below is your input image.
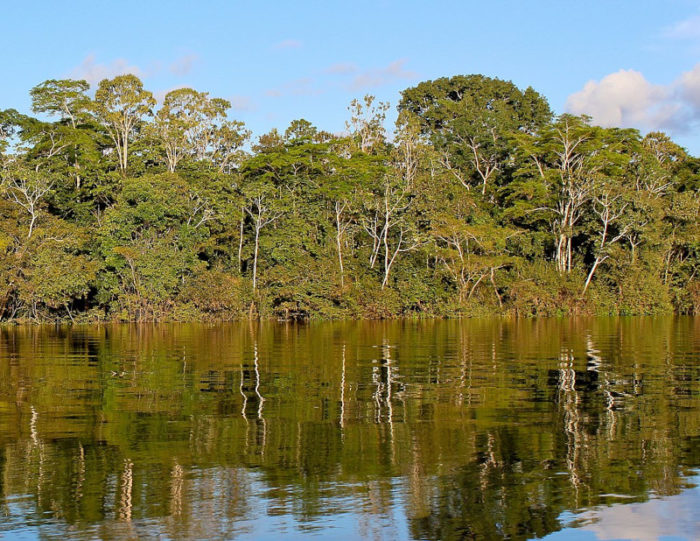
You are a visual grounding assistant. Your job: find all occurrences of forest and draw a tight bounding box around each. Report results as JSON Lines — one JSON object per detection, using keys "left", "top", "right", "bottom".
{"left": 0, "top": 74, "right": 698, "bottom": 322}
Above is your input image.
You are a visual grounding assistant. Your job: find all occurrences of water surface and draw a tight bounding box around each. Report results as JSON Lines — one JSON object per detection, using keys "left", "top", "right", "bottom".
{"left": 0, "top": 318, "right": 698, "bottom": 539}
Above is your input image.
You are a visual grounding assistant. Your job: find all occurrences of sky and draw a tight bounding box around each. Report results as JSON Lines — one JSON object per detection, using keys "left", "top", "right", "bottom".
{"left": 2, "top": 0, "right": 700, "bottom": 154}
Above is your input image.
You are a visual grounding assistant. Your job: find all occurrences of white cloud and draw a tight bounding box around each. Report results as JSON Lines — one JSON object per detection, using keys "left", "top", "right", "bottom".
{"left": 68, "top": 54, "right": 144, "bottom": 86}
{"left": 678, "top": 63, "right": 700, "bottom": 109}
{"left": 566, "top": 63, "right": 700, "bottom": 134}
{"left": 324, "top": 63, "right": 358, "bottom": 75}
{"left": 153, "top": 86, "right": 187, "bottom": 104}
{"left": 169, "top": 54, "right": 199, "bottom": 77}
{"left": 263, "top": 59, "right": 417, "bottom": 101}
{"left": 566, "top": 70, "right": 675, "bottom": 129}
{"left": 349, "top": 59, "right": 417, "bottom": 91}
{"left": 229, "top": 95, "right": 256, "bottom": 112}
{"left": 68, "top": 53, "right": 201, "bottom": 87}
{"left": 663, "top": 14, "right": 700, "bottom": 40}
{"left": 266, "top": 77, "right": 322, "bottom": 98}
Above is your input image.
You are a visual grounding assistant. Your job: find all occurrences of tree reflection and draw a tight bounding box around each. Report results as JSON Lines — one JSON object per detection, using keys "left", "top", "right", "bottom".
{"left": 0, "top": 318, "right": 697, "bottom": 539}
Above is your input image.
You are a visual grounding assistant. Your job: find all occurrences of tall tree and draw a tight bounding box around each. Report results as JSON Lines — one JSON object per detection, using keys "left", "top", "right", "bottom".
{"left": 30, "top": 79, "right": 91, "bottom": 129}
{"left": 94, "top": 75, "right": 155, "bottom": 174}
{"left": 346, "top": 95, "right": 389, "bottom": 154}
{"left": 153, "top": 88, "right": 250, "bottom": 173}
{"left": 509, "top": 115, "right": 623, "bottom": 273}
{"left": 399, "top": 75, "right": 551, "bottom": 196}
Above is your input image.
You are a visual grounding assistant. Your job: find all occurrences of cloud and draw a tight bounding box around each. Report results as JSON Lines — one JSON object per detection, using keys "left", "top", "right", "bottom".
{"left": 348, "top": 59, "right": 417, "bottom": 91}
{"left": 169, "top": 54, "right": 199, "bottom": 76}
{"left": 263, "top": 59, "right": 417, "bottom": 100}
{"left": 266, "top": 77, "right": 322, "bottom": 98}
{"left": 324, "top": 63, "right": 358, "bottom": 75}
{"left": 229, "top": 95, "right": 256, "bottom": 112}
{"left": 663, "top": 14, "right": 700, "bottom": 40}
{"left": 566, "top": 63, "right": 700, "bottom": 134}
{"left": 566, "top": 70, "right": 674, "bottom": 129}
{"left": 273, "top": 39, "right": 302, "bottom": 50}
{"left": 679, "top": 63, "right": 700, "bottom": 108}
{"left": 153, "top": 86, "right": 188, "bottom": 104}
{"left": 68, "top": 54, "right": 144, "bottom": 86}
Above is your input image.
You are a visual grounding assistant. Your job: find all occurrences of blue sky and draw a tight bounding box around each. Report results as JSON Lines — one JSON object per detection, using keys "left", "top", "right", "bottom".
{"left": 2, "top": 0, "right": 700, "bottom": 154}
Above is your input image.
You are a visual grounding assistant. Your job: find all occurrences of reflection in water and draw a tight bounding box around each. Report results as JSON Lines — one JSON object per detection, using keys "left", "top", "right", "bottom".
{"left": 549, "top": 476, "right": 700, "bottom": 541}
{"left": 0, "top": 317, "right": 697, "bottom": 539}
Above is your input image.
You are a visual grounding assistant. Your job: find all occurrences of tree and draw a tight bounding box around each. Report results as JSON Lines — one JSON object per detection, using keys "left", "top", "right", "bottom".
{"left": 94, "top": 75, "right": 155, "bottom": 173}
{"left": 211, "top": 120, "right": 250, "bottom": 173}
{"left": 1, "top": 74, "right": 698, "bottom": 320}
{"left": 243, "top": 191, "right": 283, "bottom": 291}
{"left": 0, "top": 163, "right": 54, "bottom": 238}
{"left": 152, "top": 88, "right": 193, "bottom": 172}
{"left": 399, "top": 75, "right": 551, "bottom": 195}
{"left": 20, "top": 226, "right": 97, "bottom": 321}
{"left": 510, "top": 115, "right": 620, "bottom": 273}
{"left": 30, "top": 79, "right": 91, "bottom": 129}
{"left": 582, "top": 183, "right": 632, "bottom": 294}
{"left": 326, "top": 144, "right": 379, "bottom": 288}
{"left": 152, "top": 88, "right": 250, "bottom": 173}
{"left": 362, "top": 159, "right": 420, "bottom": 289}
{"left": 27, "top": 80, "right": 102, "bottom": 196}
{"left": 346, "top": 95, "right": 389, "bottom": 154}
{"left": 98, "top": 173, "right": 209, "bottom": 320}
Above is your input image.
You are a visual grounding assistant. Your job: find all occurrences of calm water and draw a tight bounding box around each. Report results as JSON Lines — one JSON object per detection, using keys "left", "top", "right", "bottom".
{"left": 0, "top": 318, "right": 698, "bottom": 540}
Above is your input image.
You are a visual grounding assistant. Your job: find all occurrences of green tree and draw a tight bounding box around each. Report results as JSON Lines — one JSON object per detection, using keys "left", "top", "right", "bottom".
{"left": 93, "top": 75, "right": 155, "bottom": 174}
{"left": 399, "top": 75, "right": 551, "bottom": 196}
{"left": 0, "top": 163, "right": 54, "bottom": 238}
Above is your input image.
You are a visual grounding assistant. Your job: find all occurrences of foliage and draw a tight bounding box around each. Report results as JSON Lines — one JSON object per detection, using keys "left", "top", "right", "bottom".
{"left": 0, "top": 73, "right": 697, "bottom": 321}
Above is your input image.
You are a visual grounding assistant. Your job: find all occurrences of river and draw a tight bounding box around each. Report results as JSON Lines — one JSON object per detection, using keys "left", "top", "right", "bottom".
{"left": 0, "top": 317, "right": 698, "bottom": 539}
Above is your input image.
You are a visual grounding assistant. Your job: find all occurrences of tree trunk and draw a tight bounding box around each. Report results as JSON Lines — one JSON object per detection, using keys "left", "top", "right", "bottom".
{"left": 335, "top": 203, "right": 345, "bottom": 288}
{"left": 122, "top": 134, "right": 128, "bottom": 172}
{"left": 556, "top": 234, "right": 568, "bottom": 273}
{"left": 238, "top": 207, "right": 245, "bottom": 272}
{"left": 582, "top": 257, "right": 604, "bottom": 295}
{"left": 252, "top": 224, "right": 260, "bottom": 290}
{"left": 336, "top": 224, "right": 344, "bottom": 288}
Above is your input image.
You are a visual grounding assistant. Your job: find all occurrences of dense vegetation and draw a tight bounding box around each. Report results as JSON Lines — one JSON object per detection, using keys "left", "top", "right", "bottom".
{"left": 0, "top": 74, "right": 698, "bottom": 321}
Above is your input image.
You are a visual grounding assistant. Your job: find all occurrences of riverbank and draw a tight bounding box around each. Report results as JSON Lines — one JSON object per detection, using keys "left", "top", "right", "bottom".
{"left": 1, "top": 291, "right": 695, "bottom": 325}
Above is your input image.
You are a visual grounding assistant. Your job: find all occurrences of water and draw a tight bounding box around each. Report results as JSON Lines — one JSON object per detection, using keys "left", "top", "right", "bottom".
{"left": 0, "top": 317, "right": 697, "bottom": 540}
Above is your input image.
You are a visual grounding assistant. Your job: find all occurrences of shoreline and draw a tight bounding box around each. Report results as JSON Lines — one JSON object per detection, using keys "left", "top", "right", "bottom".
{"left": 1, "top": 309, "right": 692, "bottom": 327}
